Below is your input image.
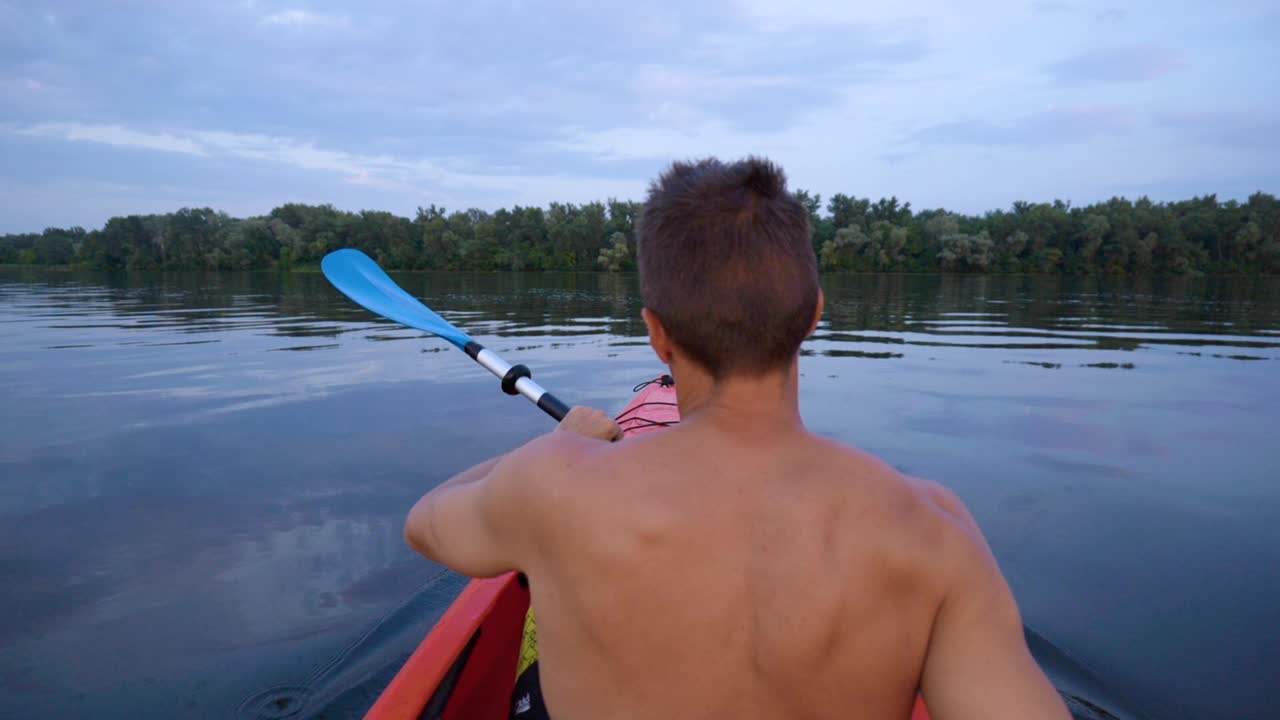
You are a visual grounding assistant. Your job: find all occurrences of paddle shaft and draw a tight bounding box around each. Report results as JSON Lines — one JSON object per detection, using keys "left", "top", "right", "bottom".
{"left": 463, "top": 341, "right": 571, "bottom": 421}
{"left": 320, "top": 248, "right": 571, "bottom": 422}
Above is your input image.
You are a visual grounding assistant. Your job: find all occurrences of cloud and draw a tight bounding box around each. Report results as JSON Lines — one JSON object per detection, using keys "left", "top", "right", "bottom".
{"left": 9, "top": 122, "right": 449, "bottom": 190}
{"left": 1029, "top": 3, "right": 1127, "bottom": 23}
{"left": 878, "top": 150, "right": 917, "bottom": 166}
{"left": 1045, "top": 45, "right": 1184, "bottom": 84}
{"left": 205, "top": 132, "right": 440, "bottom": 191}
{"left": 1154, "top": 111, "right": 1280, "bottom": 152}
{"left": 18, "top": 123, "right": 207, "bottom": 156}
{"left": 909, "top": 106, "right": 1138, "bottom": 147}
{"left": 4, "top": 121, "right": 644, "bottom": 207}
{"left": 613, "top": 25, "right": 928, "bottom": 133}
{"left": 0, "top": 0, "right": 932, "bottom": 156}
{"left": 1030, "top": 1, "right": 1074, "bottom": 13}
{"left": 551, "top": 121, "right": 776, "bottom": 162}
{"left": 732, "top": 0, "right": 1012, "bottom": 30}
{"left": 0, "top": 1, "right": 1275, "bottom": 232}
{"left": 258, "top": 9, "right": 350, "bottom": 30}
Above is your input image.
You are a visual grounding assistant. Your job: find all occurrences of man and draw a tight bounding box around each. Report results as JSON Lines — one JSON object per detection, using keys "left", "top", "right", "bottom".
{"left": 405, "top": 157, "right": 1070, "bottom": 720}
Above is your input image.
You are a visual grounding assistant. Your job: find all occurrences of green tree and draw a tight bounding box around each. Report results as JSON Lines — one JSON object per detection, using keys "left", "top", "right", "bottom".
{"left": 598, "top": 232, "right": 631, "bottom": 271}
{"left": 925, "top": 213, "right": 960, "bottom": 243}
{"left": 33, "top": 228, "right": 80, "bottom": 265}
{"left": 1076, "top": 213, "right": 1110, "bottom": 272}
{"left": 821, "top": 225, "right": 875, "bottom": 271}
{"left": 937, "top": 231, "right": 993, "bottom": 271}
{"left": 828, "top": 193, "right": 870, "bottom": 232}
{"left": 795, "top": 189, "right": 833, "bottom": 256}
{"left": 5, "top": 192, "right": 1280, "bottom": 275}
{"left": 996, "top": 230, "right": 1028, "bottom": 272}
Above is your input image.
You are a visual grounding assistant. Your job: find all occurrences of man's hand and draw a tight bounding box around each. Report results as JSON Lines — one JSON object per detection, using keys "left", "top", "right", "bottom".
{"left": 556, "top": 406, "right": 623, "bottom": 442}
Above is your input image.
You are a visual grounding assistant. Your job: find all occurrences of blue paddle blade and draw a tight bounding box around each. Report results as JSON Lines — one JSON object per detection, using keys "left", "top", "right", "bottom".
{"left": 321, "top": 249, "right": 473, "bottom": 349}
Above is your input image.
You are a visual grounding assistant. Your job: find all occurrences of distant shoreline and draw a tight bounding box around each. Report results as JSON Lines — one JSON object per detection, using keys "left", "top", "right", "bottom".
{"left": 4, "top": 263, "right": 1272, "bottom": 278}
{"left": 4, "top": 193, "right": 1278, "bottom": 275}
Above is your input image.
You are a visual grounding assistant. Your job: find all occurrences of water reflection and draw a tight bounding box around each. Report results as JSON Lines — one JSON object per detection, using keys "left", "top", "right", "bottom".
{"left": 1, "top": 268, "right": 1278, "bottom": 719}
{"left": 5, "top": 270, "right": 1278, "bottom": 359}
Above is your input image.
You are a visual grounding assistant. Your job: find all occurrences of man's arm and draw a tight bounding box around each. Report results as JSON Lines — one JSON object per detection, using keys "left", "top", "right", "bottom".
{"left": 404, "top": 407, "right": 621, "bottom": 578}
{"left": 404, "top": 449, "right": 527, "bottom": 578}
{"left": 919, "top": 485, "right": 1071, "bottom": 720}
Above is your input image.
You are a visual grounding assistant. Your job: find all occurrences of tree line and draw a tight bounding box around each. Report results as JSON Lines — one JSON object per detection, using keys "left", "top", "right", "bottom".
{"left": 3, "top": 192, "right": 1278, "bottom": 274}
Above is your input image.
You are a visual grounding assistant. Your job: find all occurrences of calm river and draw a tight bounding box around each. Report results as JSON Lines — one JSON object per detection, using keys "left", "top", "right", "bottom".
{"left": 1, "top": 269, "right": 1277, "bottom": 719}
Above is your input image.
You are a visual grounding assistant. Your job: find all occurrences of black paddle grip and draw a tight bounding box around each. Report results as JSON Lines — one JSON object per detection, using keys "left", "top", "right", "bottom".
{"left": 536, "top": 393, "right": 570, "bottom": 422}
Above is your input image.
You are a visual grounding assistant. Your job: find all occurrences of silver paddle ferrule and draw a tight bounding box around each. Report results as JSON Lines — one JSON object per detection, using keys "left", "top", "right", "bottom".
{"left": 473, "top": 348, "right": 549, "bottom": 405}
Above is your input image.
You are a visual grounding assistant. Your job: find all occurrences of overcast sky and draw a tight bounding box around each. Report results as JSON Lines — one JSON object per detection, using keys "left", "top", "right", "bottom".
{"left": 2, "top": 0, "right": 1277, "bottom": 233}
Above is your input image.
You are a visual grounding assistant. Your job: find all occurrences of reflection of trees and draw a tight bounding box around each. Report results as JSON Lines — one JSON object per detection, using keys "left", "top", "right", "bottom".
{"left": 5, "top": 268, "right": 1278, "bottom": 353}
{"left": 817, "top": 274, "right": 1280, "bottom": 352}
{"left": 5, "top": 268, "right": 1278, "bottom": 355}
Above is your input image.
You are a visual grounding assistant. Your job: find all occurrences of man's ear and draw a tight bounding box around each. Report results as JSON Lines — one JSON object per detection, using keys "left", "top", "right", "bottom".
{"left": 642, "top": 307, "right": 675, "bottom": 364}
{"left": 807, "top": 290, "right": 825, "bottom": 338}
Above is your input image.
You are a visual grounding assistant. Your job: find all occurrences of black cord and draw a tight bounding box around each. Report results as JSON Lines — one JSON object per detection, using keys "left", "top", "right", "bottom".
{"left": 615, "top": 401, "right": 679, "bottom": 424}
{"left": 631, "top": 374, "right": 674, "bottom": 392}
{"left": 617, "top": 375, "right": 680, "bottom": 429}
{"left": 619, "top": 415, "right": 680, "bottom": 425}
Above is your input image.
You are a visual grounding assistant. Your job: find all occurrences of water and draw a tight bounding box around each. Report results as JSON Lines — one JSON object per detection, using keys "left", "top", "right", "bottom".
{"left": 1, "top": 268, "right": 1277, "bottom": 720}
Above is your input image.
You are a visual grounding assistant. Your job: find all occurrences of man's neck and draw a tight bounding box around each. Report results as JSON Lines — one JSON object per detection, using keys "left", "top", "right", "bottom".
{"left": 670, "top": 360, "right": 805, "bottom": 435}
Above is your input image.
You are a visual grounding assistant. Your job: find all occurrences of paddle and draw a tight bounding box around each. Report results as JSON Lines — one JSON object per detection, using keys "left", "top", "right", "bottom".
{"left": 321, "top": 248, "right": 571, "bottom": 420}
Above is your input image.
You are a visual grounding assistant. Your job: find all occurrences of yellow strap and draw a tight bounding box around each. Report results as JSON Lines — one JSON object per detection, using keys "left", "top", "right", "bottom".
{"left": 516, "top": 606, "right": 538, "bottom": 678}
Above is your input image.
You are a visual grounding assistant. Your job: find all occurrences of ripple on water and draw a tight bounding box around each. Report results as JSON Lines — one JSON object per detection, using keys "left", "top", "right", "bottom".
{"left": 237, "top": 685, "right": 310, "bottom": 719}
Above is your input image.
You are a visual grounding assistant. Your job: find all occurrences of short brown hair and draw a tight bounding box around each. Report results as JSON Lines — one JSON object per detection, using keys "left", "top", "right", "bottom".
{"left": 638, "top": 157, "right": 818, "bottom": 378}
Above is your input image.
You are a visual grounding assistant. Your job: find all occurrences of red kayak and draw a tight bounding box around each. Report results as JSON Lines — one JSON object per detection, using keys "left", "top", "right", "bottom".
{"left": 366, "top": 376, "right": 929, "bottom": 720}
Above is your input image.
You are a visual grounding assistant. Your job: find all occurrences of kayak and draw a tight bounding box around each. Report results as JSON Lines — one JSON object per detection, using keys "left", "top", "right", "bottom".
{"left": 365, "top": 375, "right": 930, "bottom": 720}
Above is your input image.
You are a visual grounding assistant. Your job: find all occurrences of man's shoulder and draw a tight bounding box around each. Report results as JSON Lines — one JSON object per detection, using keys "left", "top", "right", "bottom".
{"left": 803, "top": 433, "right": 920, "bottom": 498}
{"left": 513, "top": 430, "right": 612, "bottom": 471}
{"left": 896, "top": 476, "right": 996, "bottom": 595}
{"left": 809, "top": 436, "right": 973, "bottom": 517}
{"left": 803, "top": 437, "right": 986, "bottom": 566}
{"left": 503, "top": 430, "right": 655, "bottom": 506}
{"left": 485, "top": 432, "right": 612, "bottom": 513}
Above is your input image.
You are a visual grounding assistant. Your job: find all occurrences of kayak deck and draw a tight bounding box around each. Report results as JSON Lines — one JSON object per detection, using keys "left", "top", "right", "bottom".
{"left": 366, "top": 376, "right": 929, "bottom": 720}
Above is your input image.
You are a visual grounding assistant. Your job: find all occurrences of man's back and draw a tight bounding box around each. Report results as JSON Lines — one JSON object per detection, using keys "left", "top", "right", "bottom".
{"left": 403, "top": 156, "right": 1071, "bottom": 720}
{"left": 520, "top": 416, "right": 1005, "bottom": 720}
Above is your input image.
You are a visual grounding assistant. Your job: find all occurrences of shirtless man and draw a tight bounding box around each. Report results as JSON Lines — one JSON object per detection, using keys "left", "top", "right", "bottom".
{"left": 405, "top": 157, "right": 1071, "bottom": 720}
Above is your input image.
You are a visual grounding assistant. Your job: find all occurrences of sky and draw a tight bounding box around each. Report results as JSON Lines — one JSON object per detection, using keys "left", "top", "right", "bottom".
{"left": 1, "top": 0, "right": 1278, "bottom": 233}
